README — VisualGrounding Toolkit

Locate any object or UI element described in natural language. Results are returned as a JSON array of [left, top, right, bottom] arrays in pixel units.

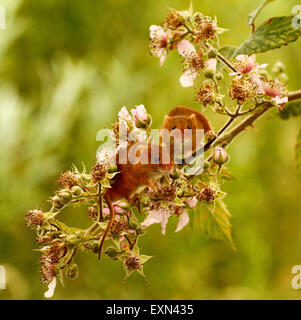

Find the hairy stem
[[213, 90, 301, 148]]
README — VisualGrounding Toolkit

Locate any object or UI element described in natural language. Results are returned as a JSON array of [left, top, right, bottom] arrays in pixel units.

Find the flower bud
[[125, 254, 141, 271], [272, 61, 285, 75], [203, 160, 210, 170], [26, 209, 44, 227], [66, 234, 81, 247], [105, 246, 119, 259], [71, 186, 83, 197], [58, 189, 72, 202], [65, 263, 79, 280], [213, 147, 228, 165], [204, 67, 215, 78], [107, 164, 118, 173], [278, 73, 288, 83], [208, 49, 217, 58], [51, 195, 65, 209], [215, 73, 223, 81]]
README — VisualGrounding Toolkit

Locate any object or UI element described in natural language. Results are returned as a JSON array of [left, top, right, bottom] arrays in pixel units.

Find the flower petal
[[44, 277, 57, 299], [186, 197, 198, 208], [141, 210, 164, 227], [272, 96, 288, 105], [176, 40, 196, 58], [179, 70, 197, 87], [159, 49, 168, 67], [175, 209, 189, 232]]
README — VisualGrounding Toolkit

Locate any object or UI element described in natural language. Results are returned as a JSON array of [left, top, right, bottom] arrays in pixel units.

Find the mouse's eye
[[187, 125, 192, 129], [171, 125, 177, 130]]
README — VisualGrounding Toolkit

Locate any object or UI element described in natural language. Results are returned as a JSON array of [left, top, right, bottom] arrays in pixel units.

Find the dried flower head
[[48, 241, 68, 263], [25, 209, 44, 227], [111, 218, 128, 236], [196, 16, 218, 41], [36, 235, 52, 244], [125, 254, 141, 271], [195, 83, 214, 106], [91, 163, 106, 183], [164, 10, 184, 29], [40, 255, 55, 284], [150, 183, 177, 202], [230, 78, 250, 104], [57, 171, 77, 189], [198, 185, 216, 203]]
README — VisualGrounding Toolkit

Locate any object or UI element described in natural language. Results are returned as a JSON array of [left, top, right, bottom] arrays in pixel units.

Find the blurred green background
[[0, 0, 301, 300]]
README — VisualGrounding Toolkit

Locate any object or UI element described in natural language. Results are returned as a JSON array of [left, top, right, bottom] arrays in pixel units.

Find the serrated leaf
[[296, 129, 301, 178], [199, 199, 236, 250], [235, 16, 301, 56], [279, 101, 301, 119]]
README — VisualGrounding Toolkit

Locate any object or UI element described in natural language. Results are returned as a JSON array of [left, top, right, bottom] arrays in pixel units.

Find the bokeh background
[[0, 0, 301, 300]]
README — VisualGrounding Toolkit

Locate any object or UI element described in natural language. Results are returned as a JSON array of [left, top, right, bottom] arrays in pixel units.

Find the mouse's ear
[[161, 115, 172, 127], [189, 113, 197, 125]]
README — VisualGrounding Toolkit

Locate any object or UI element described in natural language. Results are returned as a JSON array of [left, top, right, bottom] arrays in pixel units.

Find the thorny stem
[[184, 90, 301, 164], [212, 90, 301, 148]]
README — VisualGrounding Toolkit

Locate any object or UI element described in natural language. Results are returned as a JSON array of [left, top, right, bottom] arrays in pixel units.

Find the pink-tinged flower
[[175, 209, 189, 232], [204, 58, 217, 73], [185, 197, 198, 208], [44, 277, 57, 299], [142, 206, 191, 234], [149, 25, 168, 66], [103, 202, 127, 215], [213, 147, 228, 165], [141, 208, 171, 235], [261, 80, 288, 105], [131, 105, 147, 122], [118, 106, 132, 135], [177, 40, 203, 87], [118, 106, 132, 121], [232, 54, 268, 76]]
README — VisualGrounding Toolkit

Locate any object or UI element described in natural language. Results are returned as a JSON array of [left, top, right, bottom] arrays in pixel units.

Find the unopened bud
[[107, 164, 118, 173], [58, 189, 72, 202], [213, 147, 228, 165], [51, 195, 65, 209], [278, 73, 288, 83], [71, 186, 83, 197], [208, 49, 217, 58], [204, 67, 215, 78], [105, 246, 119, 259], [272, 61, 285, 75], [65, 263, 79, 279], [215, 73, 223, 81]]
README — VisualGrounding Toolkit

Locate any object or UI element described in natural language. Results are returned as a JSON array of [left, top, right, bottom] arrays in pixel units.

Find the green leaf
[[235, 16, 301, 56], [296, 129, 301, 178], [199, 199, 236, 250], [247, 0, 276, 28], [279, 101, 301, 119]]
